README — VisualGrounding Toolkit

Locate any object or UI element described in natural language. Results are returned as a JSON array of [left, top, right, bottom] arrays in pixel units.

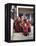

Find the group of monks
[[14, 16, 31, 36]]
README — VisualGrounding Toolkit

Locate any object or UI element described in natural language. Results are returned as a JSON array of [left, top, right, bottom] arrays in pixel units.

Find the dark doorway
[[19, 13, 23, 18]]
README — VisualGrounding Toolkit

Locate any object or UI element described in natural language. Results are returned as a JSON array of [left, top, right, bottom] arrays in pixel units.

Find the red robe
[[15, 21, 20, 32], [20, 21, 28, 33], [27, 21, 31, 32]]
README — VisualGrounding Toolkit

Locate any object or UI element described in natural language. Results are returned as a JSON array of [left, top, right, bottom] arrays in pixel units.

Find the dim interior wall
[[18, 8, 33, 14]]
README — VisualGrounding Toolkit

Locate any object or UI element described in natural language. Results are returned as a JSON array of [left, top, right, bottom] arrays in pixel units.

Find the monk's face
[[18, 17, 21, 21]]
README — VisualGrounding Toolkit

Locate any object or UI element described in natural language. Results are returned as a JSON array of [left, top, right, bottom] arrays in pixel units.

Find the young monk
[[15, 16, 21, 32], [20, 16, 29, 36], [27, 19, 31, 32]]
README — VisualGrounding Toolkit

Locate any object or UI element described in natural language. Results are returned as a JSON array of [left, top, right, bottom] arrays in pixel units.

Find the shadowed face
[[17, 16, 21, 21]]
